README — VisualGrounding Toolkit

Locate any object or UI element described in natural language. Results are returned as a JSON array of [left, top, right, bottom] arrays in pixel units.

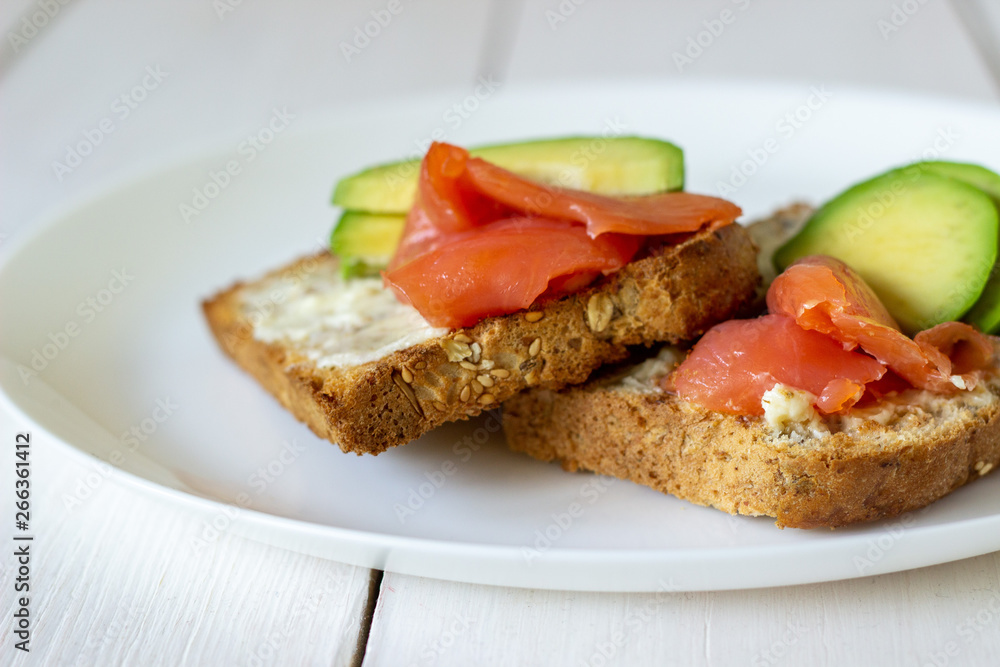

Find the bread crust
[[202, 224, 760, 455], [502, 381, 1000, 528]]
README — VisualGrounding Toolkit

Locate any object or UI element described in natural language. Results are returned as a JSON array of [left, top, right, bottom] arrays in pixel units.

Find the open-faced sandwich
[[202, 137, 759, 454], [205, 134, 1000, 528], [503, 161, 1000, 528]]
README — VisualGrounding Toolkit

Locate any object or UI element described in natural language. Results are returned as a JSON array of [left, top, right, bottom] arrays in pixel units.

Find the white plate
[[3, 81, 1000, 592]]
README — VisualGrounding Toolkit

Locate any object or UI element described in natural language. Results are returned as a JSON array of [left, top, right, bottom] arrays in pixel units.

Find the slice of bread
[[203, 223, 760, 455], [502, 353, 1000, 528], [502, 227, 1000, 531]]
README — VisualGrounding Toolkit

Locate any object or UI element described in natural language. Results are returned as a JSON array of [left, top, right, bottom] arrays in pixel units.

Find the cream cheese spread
[[610, 346, 684, 393], [761, 384, 818, 431], [242, 261, 448, 368], [761, 379, 996, 439]]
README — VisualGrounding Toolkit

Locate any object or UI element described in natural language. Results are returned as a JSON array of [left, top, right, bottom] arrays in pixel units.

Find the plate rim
[[3, 78, 1000, 591], [8, 387, 1000, 592]]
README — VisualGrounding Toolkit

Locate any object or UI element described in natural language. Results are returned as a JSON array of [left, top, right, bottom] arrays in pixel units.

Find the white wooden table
[[3, 1, 1000, 665]]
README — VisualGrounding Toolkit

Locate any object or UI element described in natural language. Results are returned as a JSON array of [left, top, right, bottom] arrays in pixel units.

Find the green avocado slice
[[331, 136, 684, 214], [918, 161, 1000, 201], [918, 161, 1000, 333], [330, 211, 405, 278], [774, 166, 999, 335]]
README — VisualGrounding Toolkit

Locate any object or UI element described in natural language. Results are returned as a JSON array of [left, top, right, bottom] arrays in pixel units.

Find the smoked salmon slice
[[669, 254, 997, 417], [464, 156, 742, 238], [416, 141, 509, 234], [666, 314, 886, 415], [385, 142, 740, 326], [385, 218, 641, 328], [387, 202, 438, 273], [768, 255, 996, 393]]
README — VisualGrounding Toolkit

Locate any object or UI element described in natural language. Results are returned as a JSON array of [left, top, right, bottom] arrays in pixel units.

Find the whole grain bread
[[502, 337, 1000, 530], [203, 223, 759, 455]]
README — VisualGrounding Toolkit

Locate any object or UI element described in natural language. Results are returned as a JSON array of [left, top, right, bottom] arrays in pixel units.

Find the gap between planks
[[351, 569, 385, 667], [475, 0, 526, 85], [352, 2, 520, 659], [951, 0, 1000, 94]]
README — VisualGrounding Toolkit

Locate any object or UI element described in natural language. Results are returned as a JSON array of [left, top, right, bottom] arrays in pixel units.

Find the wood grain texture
[[4, 0, 1000, 665], [0, 428, 374, 667], [364, 559, 1000, 666]]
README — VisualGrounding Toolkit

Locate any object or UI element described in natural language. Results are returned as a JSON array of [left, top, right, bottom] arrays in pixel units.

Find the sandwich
[[502, 162, 1000, 528], [203, 137, 760, 454]]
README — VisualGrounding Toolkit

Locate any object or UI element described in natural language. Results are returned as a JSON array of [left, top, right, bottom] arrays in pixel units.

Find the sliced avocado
[[918, 162, 1000, 333], [332, 136, 685, 213], [330, 211, 405, 278], [918, 161, 1000, 201], [774, 167, 999, 334], [964, 265, 1000, 333]]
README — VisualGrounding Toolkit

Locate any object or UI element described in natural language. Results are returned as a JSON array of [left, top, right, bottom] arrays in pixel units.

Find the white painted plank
[[0, 421, 375, 666], [0, 0, 66, 45], [365, 556, 1000, 666], [953, 0, 1000, 86], [507, 0, 998, 101], [971, 0, 1000, 36], [0, 2, 497, 664], [4, 2, 1000, 666], [0, 0, 494, 241]]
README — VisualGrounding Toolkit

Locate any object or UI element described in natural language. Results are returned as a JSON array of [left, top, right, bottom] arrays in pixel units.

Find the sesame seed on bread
[[202, 223, 760, 455]]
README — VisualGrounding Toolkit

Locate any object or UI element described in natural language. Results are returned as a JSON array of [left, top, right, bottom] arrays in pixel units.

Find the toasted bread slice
[[502, 350, 1000, 528], [203, 224, 759, 455], [504, 205, 1000, 528]]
